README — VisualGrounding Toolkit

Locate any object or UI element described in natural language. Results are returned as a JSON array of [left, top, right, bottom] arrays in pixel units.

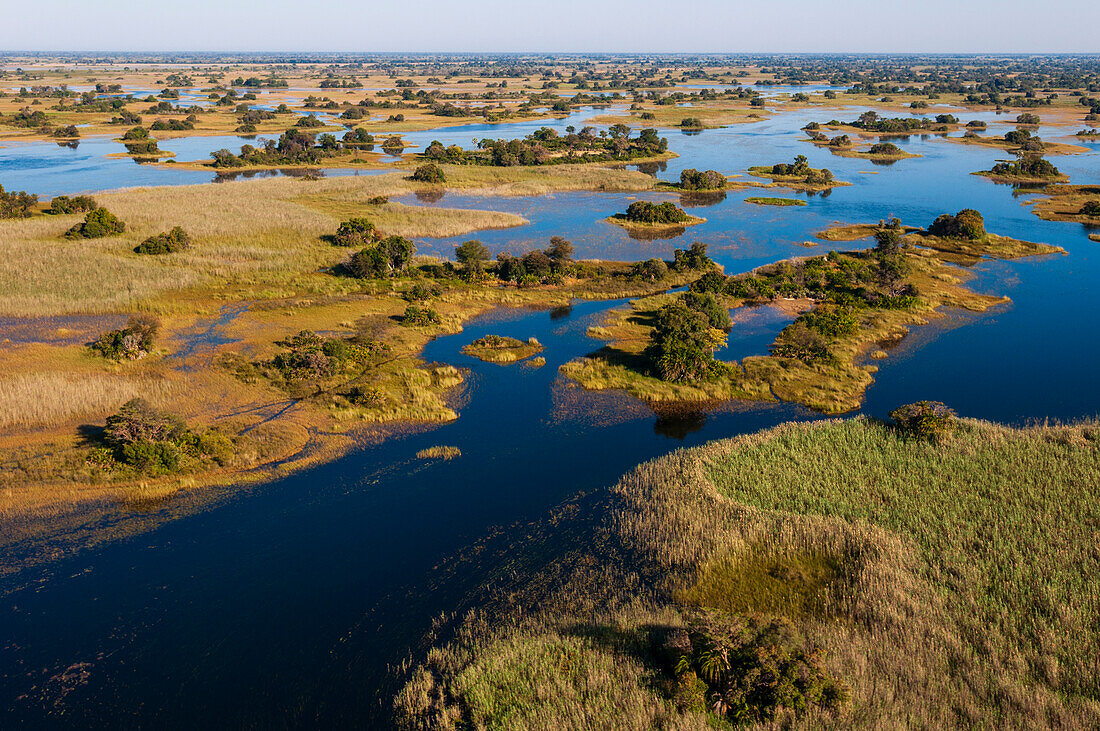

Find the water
[[2, 100, 1100, 726]]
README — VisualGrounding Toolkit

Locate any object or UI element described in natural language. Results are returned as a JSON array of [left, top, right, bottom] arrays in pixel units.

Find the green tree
[[648, 301, 727, 383]]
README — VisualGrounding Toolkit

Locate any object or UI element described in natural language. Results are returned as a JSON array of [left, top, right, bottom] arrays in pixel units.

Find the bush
[[889, 400, 956, 440], [672, 241, 713, 271], [679, 117, 704, 128], [332, 218, 377, 247], [672, 611, 848, 724], [799, 304, 860, 337], [631, 258, 668, 281], [90, 315, 159, 360], [48, 194, 96, 215], [1080, 200, 1100, 217], [869, 142, 902, 155], [0, 184, 38, 219], [347, 236, 414, 278], [771, 321, 831, 363], [621, 200, 689, 224], [455, 239, 490, 273], [411, 163, 445, 183], [679, 168, 726, 191], [648, 301, 727, 382], [367, 195, 388, 205], [134, 226, 191, 254], [403, 303, 440, 326], [928, 209, 985, 240], [64, 207, 125, 238], [104, 398, 186, 447], [683, 290, 731, 329]]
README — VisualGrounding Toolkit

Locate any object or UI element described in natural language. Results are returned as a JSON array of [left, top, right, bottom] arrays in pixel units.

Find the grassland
[[395, 416, 1100, 729], [0, 165, 685, 577]]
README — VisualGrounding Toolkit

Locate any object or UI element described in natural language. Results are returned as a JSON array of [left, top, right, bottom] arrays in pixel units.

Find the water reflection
[[415, 188, 446, 203], [679, 191, 727, 208]]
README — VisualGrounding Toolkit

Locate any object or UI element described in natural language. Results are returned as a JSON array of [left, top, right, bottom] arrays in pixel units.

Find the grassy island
[[1012, 185, 1100, 224], [748, 155, 849, 192], [396, 415, 1100, 729], [605, 200, 705, 231], [462, 335, 544, 363], [744, 196, 806, 206], [562, 215, 1060, 413]]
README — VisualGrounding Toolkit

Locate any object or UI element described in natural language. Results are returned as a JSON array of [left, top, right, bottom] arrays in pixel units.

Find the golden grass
[[415, 445, 462, 460], [0, 371, 173, 429], [397, 416, 1100, 728], [1023, 184, 1100, 224]]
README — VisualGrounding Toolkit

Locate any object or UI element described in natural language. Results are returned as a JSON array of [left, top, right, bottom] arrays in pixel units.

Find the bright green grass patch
[[678, 547, 841, 619], [703, 417, 1100, 702], [744, 196, 807, 207]]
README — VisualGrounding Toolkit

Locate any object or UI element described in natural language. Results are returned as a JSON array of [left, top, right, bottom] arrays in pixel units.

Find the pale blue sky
[[2, 0, 1097, 53]]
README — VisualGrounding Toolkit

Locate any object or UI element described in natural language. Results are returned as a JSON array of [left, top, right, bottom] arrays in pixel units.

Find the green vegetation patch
[[462, 335, 544, 363], [745, 196, 807, 206]]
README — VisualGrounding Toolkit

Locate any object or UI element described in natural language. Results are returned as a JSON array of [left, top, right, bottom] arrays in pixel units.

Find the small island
[[605, 200, 705, 231], [748, 155, 849, 192], [745, 196, 806, 206], [462, 335, 544, 363], [973, 153, 1067, 184]]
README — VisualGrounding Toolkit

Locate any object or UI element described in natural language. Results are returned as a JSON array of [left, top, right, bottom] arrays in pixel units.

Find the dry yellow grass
[[0, 371, 173, 429]]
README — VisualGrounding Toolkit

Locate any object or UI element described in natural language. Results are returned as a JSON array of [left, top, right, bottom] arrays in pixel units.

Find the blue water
[[2, 99, 1099, 726]]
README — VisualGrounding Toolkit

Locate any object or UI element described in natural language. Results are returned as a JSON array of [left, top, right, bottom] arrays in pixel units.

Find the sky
[[1, 0, 1098, 54]]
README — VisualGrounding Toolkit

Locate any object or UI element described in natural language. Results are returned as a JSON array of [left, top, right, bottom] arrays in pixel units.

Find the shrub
[[1080, 200, 1100, 217], [367, 195, 388, 205], [64, 207, 125, 238], [889, 400, 957, 440], [621, 200, 689, 224], [121, 126, 149, 140], [672, 241, 713, 271], [48, 194, 96, 215], [631, 258, 668, 281], [104, 398, 186, 447], [134, 226, 191, 254], [928, 209, 985, 240], [648, 301, 727, 382], [679, 117, 704, 128], [683, 290, 731, 329], [403, 303, 440, 326], [455, 239, 490, 273], [332, 218, 377, 247], [672, 611, 848, 724], [799, 304, 860, 337], [411, 163, 445, 183], [771, 321, 831, 363], [90, 315, 159, 360], [0, 184, 38, 219], [869, 142, 902, 155], [679, 168, 726, 191], [347, 236, 414, 278]]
